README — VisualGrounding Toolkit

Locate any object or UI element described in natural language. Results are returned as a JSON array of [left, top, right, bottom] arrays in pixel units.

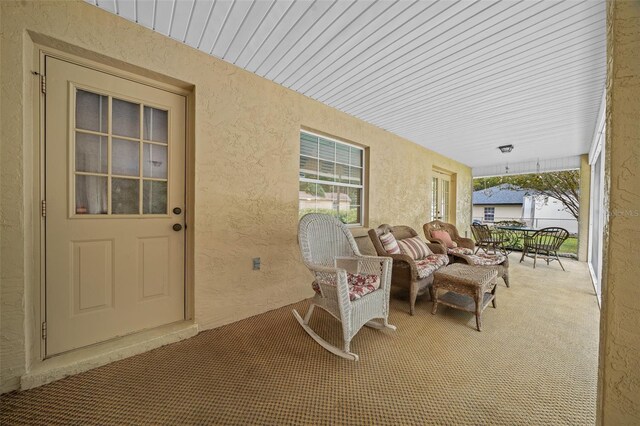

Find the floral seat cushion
[[466, 253, 506, 266], [312, 272, 381, 301], [448, 247, 474, 256], [415, 254, 449, 279]]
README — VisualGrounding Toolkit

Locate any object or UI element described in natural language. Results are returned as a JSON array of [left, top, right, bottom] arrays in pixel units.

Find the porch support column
[[577, 154, 590, 262], [598, 1, 640, 424]]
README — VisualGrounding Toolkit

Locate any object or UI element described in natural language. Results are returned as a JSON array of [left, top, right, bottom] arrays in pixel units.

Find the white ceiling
[[86, 0, 606, 169]]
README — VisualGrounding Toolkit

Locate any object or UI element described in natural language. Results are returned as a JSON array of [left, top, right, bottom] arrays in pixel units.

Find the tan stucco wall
[[578, 154, 591, 262], [598, 0, 640, 423], [0, 1, 471, 392]]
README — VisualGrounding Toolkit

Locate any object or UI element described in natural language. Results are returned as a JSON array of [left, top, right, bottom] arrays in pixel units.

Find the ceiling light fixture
[[498, 144, 514, 153]]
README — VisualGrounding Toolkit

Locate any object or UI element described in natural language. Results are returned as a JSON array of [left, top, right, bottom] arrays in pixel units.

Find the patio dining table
[[494, 225, 539, 251]]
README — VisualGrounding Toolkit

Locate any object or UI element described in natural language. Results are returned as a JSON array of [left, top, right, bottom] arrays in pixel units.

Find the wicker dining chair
[[520, 227, 569, 270], [471, 224, 509, 255], [294, 213, 396, 361]]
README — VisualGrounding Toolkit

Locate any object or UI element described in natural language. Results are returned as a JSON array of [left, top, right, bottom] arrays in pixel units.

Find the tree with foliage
[[474, 170, 580, 220], [300, 182, 324, 197]]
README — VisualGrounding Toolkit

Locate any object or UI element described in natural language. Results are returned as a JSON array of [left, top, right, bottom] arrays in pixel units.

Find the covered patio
[[1, 255, 599, 425]]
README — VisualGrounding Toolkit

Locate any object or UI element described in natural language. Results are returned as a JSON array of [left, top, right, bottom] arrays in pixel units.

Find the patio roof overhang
[[87, 0, 606, 171]]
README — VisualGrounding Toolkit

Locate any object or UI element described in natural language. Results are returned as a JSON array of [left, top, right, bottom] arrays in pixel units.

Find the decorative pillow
[[379, 232, 401, 254], [397, 236, 432, 260], [432, 230, 456, 248]]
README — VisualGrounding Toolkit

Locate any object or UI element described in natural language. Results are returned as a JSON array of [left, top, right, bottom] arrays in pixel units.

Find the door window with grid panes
[[299, 131, 364, 225], [431, 172, 451, 222], [45, 56, 186, 355], [74, 89, 169, 216]]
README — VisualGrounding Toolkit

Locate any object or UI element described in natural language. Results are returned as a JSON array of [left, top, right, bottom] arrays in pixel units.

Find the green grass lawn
[[501, 235, 578, 255], [559, 236, 578, 254]]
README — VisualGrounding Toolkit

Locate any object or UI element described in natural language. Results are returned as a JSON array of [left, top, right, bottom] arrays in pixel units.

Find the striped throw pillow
[[397, 237, 432, 260], [379, 232, 401, 254]]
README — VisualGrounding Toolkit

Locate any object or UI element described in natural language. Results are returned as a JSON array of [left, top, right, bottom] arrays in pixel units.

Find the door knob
[[172, 224, 183, 232]]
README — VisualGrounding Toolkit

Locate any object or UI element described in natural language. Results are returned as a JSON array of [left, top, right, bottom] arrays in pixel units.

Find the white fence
[[472, 216, 579, 235]]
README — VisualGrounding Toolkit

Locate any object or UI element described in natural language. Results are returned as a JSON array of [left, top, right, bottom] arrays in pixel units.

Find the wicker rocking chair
[[294, 213, 396, 361]]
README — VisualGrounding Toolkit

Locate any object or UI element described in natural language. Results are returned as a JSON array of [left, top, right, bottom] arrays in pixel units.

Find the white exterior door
[[431, 171, 452, 222], [45, 57, 186, 355]]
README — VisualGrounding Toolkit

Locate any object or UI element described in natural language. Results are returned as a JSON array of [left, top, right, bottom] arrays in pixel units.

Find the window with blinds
[[299, 131, 364, 226]]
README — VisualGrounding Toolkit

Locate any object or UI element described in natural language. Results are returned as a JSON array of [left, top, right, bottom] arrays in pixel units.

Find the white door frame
[[587, 135, 605, 306], [432, 169, 456, 224]]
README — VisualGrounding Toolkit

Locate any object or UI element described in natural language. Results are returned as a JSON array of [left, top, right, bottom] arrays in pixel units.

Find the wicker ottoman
[[432, 264, 499, 331], [449, 251, 510, 287]]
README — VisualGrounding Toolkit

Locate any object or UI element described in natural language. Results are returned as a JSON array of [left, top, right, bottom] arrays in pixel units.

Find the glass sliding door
[[588, 129, 606, 305], [432, 171, 452, 222]]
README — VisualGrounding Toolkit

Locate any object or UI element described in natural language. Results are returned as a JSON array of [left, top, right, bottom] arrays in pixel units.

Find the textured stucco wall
[[578, 154, 591, 262], [598, 0, 640, 423], [0, 1, 471, 392], [0, 0, 30, 393]]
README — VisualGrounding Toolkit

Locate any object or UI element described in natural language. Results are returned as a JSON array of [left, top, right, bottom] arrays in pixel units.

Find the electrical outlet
[[252, 257, 261, 270]]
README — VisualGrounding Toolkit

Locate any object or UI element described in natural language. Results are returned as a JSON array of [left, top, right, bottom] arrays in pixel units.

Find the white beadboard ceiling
[[86, 0, 606, 169]]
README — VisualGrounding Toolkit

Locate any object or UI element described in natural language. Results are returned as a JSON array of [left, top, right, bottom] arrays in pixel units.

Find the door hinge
[[40, 75, 46, 94], [41, 200, 46, 217], [41, 322, 47, 340]]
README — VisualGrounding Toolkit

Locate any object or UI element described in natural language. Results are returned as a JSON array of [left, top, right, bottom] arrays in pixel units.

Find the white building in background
[[472, 184, 578, 234]]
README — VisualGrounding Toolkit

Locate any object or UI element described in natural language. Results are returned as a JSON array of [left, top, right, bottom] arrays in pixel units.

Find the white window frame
[[484, 207, 495, 222], [299, 130, 366, 227]]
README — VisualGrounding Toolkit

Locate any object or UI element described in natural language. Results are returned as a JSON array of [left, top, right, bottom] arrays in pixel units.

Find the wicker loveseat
[[369, 224, 448, 315]]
